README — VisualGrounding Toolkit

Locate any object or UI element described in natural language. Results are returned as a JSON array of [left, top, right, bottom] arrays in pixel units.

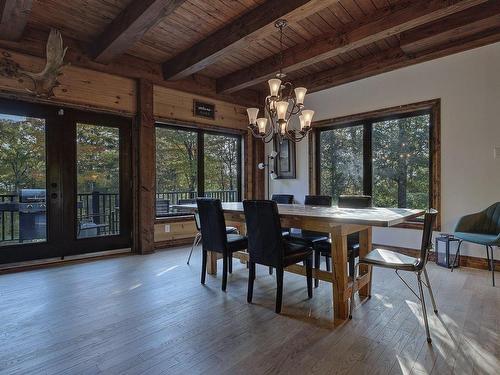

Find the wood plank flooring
[[0, 246, 498, 375]]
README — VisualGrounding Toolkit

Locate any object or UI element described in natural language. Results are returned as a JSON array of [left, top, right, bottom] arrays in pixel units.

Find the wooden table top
[[173, 202, 424, 227]]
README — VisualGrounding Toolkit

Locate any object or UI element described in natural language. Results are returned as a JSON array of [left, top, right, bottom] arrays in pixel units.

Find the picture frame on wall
[[274, 138, 296, 179]]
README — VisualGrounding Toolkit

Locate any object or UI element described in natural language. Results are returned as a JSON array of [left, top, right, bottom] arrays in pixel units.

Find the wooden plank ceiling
[[1, 0, 499, 105]]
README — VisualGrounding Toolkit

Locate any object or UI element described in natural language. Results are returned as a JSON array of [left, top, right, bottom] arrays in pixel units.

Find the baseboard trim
[[373, 243, 500, 272], [0, 248, 133, 274]]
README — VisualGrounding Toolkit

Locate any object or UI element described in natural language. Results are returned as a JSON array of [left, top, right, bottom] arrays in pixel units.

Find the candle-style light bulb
[[268, 78, 282, 97], [299, 115, 306, 130], [280, 120, 287, 135], [294, 87, 307, 106], [246, 108, 259, 125], [301, 109, 314, 128], [256, 118, 267, 134], [276, 101, 289, 120]]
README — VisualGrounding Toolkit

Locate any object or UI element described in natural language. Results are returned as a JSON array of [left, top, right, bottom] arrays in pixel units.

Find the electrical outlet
[[164, 224, 171, 233]]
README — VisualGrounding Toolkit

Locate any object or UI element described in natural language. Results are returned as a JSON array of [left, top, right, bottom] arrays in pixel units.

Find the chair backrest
[[305, 195, 332, 206], [271, 194, 294, 204], [416, 209, 438, 270], [155, 199, 170, 217], [480, 202, 500, 235], [178, 198, 196, 205], [196, 198, 227, 253], [338, 195, 372, 208], [243, 200, 285, 267]]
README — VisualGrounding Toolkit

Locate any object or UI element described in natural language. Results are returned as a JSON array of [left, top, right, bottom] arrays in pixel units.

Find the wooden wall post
[[134, 79, 155, 254]]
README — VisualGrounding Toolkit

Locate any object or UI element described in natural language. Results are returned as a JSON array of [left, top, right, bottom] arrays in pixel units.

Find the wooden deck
[[0, 246, 498, 374]]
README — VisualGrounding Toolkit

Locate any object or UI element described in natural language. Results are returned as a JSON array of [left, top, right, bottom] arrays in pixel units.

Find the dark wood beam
[[0, 0, 33, 41], [91, 0, 185, 64], [162, 0, 336, 80], [0, 27, 259, 107], [295, 28, 500, 94], [216, 0, 487, 94], [400, 0, 500, 54], [134, 79, 156, 254]]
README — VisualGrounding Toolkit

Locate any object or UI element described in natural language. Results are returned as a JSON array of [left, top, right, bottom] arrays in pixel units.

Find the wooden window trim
[[309, 99, 441, 231]]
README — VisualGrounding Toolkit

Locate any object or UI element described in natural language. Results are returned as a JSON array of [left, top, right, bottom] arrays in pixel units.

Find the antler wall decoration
[[18, 29, 67, 98]]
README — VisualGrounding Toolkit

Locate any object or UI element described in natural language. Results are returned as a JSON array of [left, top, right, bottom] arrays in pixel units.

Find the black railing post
[[92, 191, 101, 235]]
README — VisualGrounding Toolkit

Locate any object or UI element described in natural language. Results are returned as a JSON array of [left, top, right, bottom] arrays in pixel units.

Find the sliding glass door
[[0, 98, 132, 264]]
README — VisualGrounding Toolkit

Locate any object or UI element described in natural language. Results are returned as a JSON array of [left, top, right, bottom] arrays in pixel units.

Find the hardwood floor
[[0, 246, 498, 375]]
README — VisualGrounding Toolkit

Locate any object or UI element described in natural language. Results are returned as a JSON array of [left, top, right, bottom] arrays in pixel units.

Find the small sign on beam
[[193, 100, 215, 120]]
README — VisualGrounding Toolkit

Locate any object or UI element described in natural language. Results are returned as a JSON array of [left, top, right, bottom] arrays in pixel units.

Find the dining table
[[175, 202, 425, 324]]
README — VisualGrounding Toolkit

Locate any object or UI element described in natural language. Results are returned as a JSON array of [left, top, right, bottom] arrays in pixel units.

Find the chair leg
[[349, 262, 361, 319], [247, 262, 255, 303], [222, 252, 228, 292], [325, 255, 331, 272], [348, 255, 355, 278], [485, 245, 492, 271], [488, 246, 495, 287], [275, 267, 284, 314], [423, 267, 438, 314], [201, 249, 207, 285], [306, 256, 313, 298], [269, 266, 273, 275], [314, 250, 320, 288], [228, 251, 233, 274], [417, 272, 432, 343], [187, 232, 201, 265]]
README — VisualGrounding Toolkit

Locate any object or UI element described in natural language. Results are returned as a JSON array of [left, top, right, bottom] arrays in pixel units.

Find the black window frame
[[155, 122, 243, 218], [312, 99, 440, 229]]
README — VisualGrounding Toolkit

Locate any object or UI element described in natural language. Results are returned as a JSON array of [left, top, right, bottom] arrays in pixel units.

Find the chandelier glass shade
[[246, 19, 314, 144]]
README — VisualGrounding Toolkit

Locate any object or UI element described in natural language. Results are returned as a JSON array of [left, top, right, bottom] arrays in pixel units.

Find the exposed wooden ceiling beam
[[91, 0, 186, 64], [216, 0, 487, 94], [0, 0, 33, 41], [400, 0, 500, 54], [296, 28, 500, 95], [161, 0, 337, 81]]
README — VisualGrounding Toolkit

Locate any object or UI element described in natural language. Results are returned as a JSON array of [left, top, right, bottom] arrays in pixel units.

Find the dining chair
[[453, 202, 499, 286], [286, 195, 332, 287], [244, 200, 313, 313], [349, 209, 438, 343], [184, 198, 238, 265], [197, 198, 247, 291], [271, 194, 294, 204], [313, 195, 372, 285]]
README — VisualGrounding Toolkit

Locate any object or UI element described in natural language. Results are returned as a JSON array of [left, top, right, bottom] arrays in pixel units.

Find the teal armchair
[[454, 202, 500, 286]]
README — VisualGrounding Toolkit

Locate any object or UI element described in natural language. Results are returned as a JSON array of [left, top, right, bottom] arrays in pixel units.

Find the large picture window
[[155, 124, 242, 217], [313, 100, 440, 228]]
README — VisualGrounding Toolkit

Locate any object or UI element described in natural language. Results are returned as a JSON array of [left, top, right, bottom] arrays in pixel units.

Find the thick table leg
[[358, 227, 372, 298], [331, 226, 349, 321], [207, 251, 218, 275]]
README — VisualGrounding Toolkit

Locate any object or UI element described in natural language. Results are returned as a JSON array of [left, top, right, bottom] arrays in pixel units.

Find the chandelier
[[246, 19, 314, 144]]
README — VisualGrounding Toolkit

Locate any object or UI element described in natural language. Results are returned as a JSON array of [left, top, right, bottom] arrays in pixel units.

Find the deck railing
[[0, 190, 237, 242]]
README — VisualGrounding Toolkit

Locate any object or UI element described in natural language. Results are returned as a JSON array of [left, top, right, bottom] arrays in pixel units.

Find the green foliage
[[155, 128, 239, 197], [76, 123, 119, 194], [319, 114, 430, 209], [0, 116, 46, 194]]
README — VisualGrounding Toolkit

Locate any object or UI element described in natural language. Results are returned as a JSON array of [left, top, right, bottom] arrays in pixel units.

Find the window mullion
[[363, 122, 373, 197], [197, 130, 204, 197]]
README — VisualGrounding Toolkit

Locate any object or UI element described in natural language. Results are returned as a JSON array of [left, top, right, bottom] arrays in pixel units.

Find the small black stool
[[435, 234, 461, 269]]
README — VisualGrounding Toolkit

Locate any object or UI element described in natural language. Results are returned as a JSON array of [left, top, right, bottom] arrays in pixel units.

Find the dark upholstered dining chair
[[244, 200, 313, 313], [454, 202, 500, 286], [313, 195, 372, 284], [197, 198, 247, 291], [287, 195, 332, 287], [350, 210, 438, 343], [271, 194, 294, 204], [183, 198, 238, 265]]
